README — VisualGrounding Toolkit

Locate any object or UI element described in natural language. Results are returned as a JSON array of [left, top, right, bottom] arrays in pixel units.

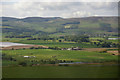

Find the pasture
[[2, 49, 118, 66]]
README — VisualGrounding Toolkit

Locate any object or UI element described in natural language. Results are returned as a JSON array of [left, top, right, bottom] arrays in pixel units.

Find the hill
[[1, 16, 118, 37]]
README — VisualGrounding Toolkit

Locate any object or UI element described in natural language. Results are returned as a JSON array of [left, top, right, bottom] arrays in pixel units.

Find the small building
[[24, 56, 30, 58]]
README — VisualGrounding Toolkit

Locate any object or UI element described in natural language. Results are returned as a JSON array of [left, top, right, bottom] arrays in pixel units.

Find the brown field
[[1, 45, 49, 50], [82, 48, 119, 55]]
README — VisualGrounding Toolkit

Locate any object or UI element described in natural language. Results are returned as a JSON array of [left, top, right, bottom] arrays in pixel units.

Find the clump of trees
[[5, 35, 32, 38], [48, 46, 61, 50], [17, 59, 73, 66], [101, 42, 112, 48], [29, 47, 47, 49], [39, 59, 72, 64], [18, 61, 27, 66], [64, 35, 90, 43]]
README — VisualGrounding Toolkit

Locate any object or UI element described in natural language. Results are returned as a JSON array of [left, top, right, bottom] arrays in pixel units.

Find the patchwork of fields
[[2, 37, 119, 78], [1, 14, 119, 79]]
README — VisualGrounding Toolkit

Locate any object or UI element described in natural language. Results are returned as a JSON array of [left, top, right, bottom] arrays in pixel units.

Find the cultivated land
[[1, 16, 120, 78]]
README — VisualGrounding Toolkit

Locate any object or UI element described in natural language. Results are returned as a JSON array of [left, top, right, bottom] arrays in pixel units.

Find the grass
[[2, 65, 119, 78]]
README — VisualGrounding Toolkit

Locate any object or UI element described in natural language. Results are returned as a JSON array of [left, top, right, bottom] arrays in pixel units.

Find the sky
[[0, 0, 119, 18]]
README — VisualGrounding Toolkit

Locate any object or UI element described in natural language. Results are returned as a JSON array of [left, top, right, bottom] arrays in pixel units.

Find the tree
[[59, 40, 62, 42], [101, 42, 112, 48]]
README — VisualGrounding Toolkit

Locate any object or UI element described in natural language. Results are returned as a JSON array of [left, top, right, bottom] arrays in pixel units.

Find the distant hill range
[[0, 16, 118, 36]]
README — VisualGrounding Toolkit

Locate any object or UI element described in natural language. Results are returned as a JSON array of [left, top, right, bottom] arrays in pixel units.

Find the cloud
[[73, 11, 91, 17], [1, 0, 119, 2], [1, 2, 118, 18]]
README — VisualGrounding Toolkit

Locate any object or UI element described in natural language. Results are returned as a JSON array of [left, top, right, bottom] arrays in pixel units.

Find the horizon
[[1, 15, 118, 19]]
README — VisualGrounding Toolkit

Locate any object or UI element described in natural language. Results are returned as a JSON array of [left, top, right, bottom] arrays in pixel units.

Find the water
[[0, 42, 29, 47], [59, 62, 89, 64]]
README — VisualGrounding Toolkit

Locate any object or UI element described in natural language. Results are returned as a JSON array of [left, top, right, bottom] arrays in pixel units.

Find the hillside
[[1, 16, 118, 37]]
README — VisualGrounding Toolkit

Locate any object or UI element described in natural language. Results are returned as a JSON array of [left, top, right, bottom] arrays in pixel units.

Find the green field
[[2, 49, 118, 66], [2, 65, 119, 78]]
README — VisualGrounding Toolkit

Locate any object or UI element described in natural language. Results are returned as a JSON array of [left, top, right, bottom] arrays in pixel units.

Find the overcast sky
[[0, 0, 118, 18]]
